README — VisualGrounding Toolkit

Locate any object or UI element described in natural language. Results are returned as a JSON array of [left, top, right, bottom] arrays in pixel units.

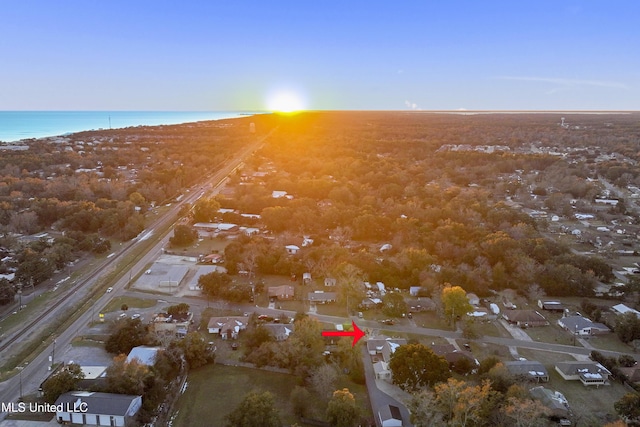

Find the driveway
[[361, 345, 413, 427]]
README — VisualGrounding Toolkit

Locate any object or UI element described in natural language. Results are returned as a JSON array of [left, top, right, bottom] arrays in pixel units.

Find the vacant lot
[[173, 365, 302, 427], [173, 364, 370, 427]]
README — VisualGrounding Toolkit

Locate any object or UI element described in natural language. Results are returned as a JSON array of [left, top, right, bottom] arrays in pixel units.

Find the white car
[[106, 287, 113, 293], [131, 314, 141, 319]]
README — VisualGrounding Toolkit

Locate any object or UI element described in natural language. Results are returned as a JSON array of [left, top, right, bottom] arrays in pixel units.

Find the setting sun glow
[[266, 90, 306, 113]]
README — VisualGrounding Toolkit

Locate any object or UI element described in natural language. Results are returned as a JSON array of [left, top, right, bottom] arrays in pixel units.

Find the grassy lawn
[[470, 342, 512, 361], [173, 364, 371, 427], [517, 348, 578, 366], [525, 325, 575, 346], [471, 319, 504, 338], [586, 333, 634, 353], [545, 368, 627, 426], [174, 365, 301, 427], [411, 311, 453, 331], [101, 296, 158, 313]]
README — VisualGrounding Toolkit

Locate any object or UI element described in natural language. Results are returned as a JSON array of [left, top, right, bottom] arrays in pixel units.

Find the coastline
[[0, 111, 263, 143]]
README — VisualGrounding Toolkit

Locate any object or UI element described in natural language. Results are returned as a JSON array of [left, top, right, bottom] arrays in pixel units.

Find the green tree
[[483, 362, 516, 393], [277, 316, 324, 377], [615, 393, 640, 424], [243, 324, 275, 357], [290, 386, 312, 418], [105, 318, 151, 355], [441, 284, 473, 326], [382, 292, 407, 318], [224, 390, 281, 427], [179, 331, 213, 369], [616, 312, 640, 343], [388, 343, 450, 392], [198, 271, 232, 298], [192, 197, 221, 223], [0, 278, 15, 305], [42, 363, 84, 403], [170, 224, 198, 246], [167, 303, 190, 316], [261, 206, 293, 233], [326, 388, 360, 427], [128, 191, 146, 208], [105, 354, 150, 395]]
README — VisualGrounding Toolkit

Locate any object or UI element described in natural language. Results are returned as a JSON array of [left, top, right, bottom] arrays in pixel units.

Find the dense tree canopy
[[389, 343, 450, 391], [326, 388, 360, 427], [42, 363, 84, 403], [224, 390, 281, 427]]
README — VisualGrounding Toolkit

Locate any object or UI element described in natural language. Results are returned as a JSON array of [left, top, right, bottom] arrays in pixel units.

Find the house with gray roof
[[557, 315, 610, 335], [54, 391, 142, 426], [504, 360, 549, 382], [378, 404, 403, 427], [529, 386, 569, 419], [308, 291, 337, 304], [367, 337, 407, 363], [555, 361, 611, 386], [207, 316, 249, 339]]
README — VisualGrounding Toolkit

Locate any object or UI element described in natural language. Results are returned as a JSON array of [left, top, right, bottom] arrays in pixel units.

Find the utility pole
[[51, 337, 56, 369]]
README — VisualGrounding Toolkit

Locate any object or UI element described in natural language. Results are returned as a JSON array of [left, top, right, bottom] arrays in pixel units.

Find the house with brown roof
[[502, 310, 548, 328], [268, 285, 295, 301], [430, 344, 476, 368]]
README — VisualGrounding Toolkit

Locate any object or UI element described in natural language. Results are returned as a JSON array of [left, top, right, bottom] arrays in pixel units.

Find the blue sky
[[1, 1, 638, 110]]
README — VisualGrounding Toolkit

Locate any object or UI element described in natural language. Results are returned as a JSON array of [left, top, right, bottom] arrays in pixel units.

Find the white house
[[54, 391, 142, 426]]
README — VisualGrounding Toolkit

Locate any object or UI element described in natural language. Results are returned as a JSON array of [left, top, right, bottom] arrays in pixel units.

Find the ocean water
[[0, 111, 257, 142]]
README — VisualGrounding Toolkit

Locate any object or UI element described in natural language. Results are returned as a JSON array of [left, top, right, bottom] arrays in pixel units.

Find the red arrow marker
[[321, 321, 366, 347]]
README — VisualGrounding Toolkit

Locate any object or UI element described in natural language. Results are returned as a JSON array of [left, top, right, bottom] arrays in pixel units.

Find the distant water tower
[[249, 122, 255, 134]]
